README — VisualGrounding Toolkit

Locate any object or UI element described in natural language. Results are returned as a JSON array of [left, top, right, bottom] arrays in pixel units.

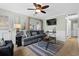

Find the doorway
[[71, 20, 78, 37], [66, 15, 79, 39]]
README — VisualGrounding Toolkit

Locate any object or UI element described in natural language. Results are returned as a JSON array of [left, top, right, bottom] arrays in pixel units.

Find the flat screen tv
[[46, 18, 56, 25]]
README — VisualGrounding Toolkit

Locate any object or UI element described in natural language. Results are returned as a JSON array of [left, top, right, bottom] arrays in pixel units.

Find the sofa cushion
[[31, 31, 38, 36], [26, 31, 31, 37]]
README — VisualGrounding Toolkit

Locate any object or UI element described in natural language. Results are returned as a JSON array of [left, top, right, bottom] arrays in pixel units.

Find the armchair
[[0, 40, 14, 56]]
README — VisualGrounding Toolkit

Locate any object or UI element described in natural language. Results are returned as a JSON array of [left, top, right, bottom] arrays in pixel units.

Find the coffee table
[[43, 36, 56, 50]]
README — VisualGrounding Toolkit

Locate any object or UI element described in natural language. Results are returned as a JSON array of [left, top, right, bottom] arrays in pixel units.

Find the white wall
[[43, 15, 66, 42], [77, 20, 79, 43], [0, 8, 28, 44], [56, 15, 66, 42], [66, 19, 71, 38]]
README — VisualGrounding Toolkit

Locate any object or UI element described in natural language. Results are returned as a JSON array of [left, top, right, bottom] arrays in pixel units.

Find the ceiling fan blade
[[33, 3, 37, 7], [27, 8, 35, 10], [37, 4, 41, 7], [33, 3, 41, 8], [41, 11, 46, 14], [42, 5, 49, 9]]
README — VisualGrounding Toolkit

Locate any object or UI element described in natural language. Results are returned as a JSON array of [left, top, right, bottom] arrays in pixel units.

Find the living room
[[0, 3, 79, 56]]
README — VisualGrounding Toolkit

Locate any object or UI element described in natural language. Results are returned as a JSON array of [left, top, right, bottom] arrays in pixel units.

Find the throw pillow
[[0, 38, 5, 46]]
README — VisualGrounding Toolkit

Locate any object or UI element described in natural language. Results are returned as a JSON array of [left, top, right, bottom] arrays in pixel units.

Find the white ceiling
[[0, 3, 79, 19]]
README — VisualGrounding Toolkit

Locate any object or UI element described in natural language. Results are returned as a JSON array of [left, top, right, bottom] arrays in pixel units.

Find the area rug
[[34, 40, 64, 54]]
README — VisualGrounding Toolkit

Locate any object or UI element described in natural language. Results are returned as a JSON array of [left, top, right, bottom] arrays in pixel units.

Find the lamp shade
[[14, 24, 21, 28]]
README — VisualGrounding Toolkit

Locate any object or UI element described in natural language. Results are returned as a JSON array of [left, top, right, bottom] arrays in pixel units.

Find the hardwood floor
[[14, 46, 37, 56], [14, 37, 79, 56], [56, 37, 79, 56]]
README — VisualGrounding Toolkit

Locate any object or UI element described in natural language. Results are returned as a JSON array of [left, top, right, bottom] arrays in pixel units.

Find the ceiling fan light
[[35, 9, 41, 13]]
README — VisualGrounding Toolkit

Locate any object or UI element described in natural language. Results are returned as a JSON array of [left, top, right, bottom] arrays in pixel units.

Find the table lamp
[[14, 24, 21, 32]]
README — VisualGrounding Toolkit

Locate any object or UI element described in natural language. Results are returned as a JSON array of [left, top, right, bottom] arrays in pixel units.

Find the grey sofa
[[16, 30, 46, 46], [23, 30, 46, 46]]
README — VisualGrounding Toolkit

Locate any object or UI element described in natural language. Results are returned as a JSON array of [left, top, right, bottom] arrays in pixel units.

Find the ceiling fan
[[27, 3, 49, 14]]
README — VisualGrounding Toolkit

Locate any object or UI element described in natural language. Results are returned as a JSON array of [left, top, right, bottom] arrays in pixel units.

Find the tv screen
[[47, 18, 56, 25]]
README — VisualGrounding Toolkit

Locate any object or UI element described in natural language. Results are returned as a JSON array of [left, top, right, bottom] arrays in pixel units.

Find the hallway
[[56, 37, 79, 56]]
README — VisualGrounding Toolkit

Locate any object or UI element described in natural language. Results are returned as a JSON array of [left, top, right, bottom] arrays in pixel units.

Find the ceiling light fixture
[[27, 3, 49, 14], [35, 9, 41, 13]]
